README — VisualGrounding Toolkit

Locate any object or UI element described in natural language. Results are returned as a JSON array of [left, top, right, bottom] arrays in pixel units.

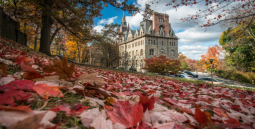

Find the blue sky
[[93, 0, 233, 60]]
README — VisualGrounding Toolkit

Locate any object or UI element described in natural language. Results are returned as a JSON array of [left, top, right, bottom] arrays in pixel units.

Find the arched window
[[136, 50, 138, 56], [161, 49, 164, 54], [174, 42, 176, 46], [171, 50, 175, 56], [149, 49, 154, 55], [140, 49, 143, 56], [129, 52, 131, 57]]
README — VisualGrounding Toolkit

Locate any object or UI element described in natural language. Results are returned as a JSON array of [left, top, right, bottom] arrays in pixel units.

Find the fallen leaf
[[106, 100, 143, 128], [0, 63, 7, 77], [0, 76, 15, 85], [0, 90, 31, 105], [80, 107, 100, 128], [194, 106, 211, 127], [33, 84, 64, 99], [23, 71, 44, 80], [0, 106, 32, 112], [0, 80, 35, 92], [43, 56, 74, 80], [139, 95, 158, 112], [90, 113, 113, 129], [77, 73, 106, 88], [20, 61, 36, 72]]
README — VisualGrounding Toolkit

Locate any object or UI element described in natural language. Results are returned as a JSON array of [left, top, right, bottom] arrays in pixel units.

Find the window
[[140, 49, 143, 56], [140, 60, 143, 67], [161, 49, 164, 54], [132, 43, 134, 48], [120, 61, 122, 66], [138, 41, 140, 46], [149, 49, 154, 55], [154, 40, 156, 45], [129, 52, 131, 57], [171, 50, 175, 56], [136, 50, 138, 56], [132, 51, 134, 57], [162, 41, 163, 46], [135, 42, 137, 47], [136, 60, 138, 66]]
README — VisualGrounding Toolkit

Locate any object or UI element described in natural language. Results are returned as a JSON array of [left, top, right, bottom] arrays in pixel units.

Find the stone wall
[[0, 8, 27, 45]]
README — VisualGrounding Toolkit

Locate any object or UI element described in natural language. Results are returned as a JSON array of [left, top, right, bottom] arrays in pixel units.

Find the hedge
[[208, 69, 255, 84]]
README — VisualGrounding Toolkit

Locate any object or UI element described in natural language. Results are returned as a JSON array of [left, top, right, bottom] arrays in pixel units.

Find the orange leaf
[[33, 84, 64, 99]]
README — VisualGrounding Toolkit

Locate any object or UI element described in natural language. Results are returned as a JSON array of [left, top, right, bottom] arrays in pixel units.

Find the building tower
[[119, 13, 128, 33]]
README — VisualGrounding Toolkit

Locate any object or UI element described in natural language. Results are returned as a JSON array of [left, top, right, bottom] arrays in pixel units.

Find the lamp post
[[209, 58, 214, 86]]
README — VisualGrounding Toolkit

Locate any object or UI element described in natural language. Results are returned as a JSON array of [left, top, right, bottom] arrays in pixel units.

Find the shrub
[[129, 68, 137, 71], [210, 69, 255, 84], [118, 67, 124, 70]]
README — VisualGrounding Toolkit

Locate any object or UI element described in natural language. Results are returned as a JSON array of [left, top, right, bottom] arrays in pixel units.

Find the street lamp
[[209, 58, 214, 86]]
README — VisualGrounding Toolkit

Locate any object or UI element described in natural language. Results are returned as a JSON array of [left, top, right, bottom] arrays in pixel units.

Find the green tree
[[180, 61, 189, 71], [219, 26, 255, 71]]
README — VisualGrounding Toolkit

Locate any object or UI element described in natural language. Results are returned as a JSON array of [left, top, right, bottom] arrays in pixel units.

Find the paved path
[[195, 72, 255, 88]]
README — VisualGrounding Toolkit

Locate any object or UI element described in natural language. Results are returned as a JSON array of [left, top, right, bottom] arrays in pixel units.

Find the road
[[195, 72, 255, 88]]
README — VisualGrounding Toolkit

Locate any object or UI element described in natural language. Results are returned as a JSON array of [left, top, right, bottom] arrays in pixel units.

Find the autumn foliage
[[143, 55, 182, 75], [201, 45, 223, 69]]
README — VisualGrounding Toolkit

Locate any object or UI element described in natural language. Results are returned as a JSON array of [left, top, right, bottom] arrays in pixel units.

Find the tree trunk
[[39, 0, 53, 55], [50, 27, 61, 45], [34, 26, 39, 50]]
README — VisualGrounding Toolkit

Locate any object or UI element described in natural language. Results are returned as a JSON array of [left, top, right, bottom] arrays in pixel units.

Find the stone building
[[118, 12, 179, 72]]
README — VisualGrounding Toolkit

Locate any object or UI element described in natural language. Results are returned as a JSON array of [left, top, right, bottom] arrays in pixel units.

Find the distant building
[[117, 12, 179, 72]]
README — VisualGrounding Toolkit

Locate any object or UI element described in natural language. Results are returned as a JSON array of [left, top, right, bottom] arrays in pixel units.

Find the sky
[[92, 0, 240, 60]]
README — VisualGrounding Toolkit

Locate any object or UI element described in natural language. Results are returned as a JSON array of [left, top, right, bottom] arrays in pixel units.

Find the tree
[[186, 59, 197, 71], [2, 0, 139, 55], [88, 23, 123, 67], [219, 26, 255, 71], [201, 45, 223, 70], [178, 52, 188, 62], [180, 61, 189, 71], [150, 0, 255, 28], [143, 55, 181, 75]]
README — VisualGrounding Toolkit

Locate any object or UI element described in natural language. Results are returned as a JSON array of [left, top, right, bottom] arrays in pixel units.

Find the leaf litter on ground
[[0, 37, 255, 129]]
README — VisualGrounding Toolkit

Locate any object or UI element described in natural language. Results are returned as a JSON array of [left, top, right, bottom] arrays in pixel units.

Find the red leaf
[[194, 106, 211, 127], [33, 84, 64, 99], [224, 117, 240, 128], [0, 80, 35, 92], [139, 95, 158, 112], [163, 97, 178, 105], [0, 90, 31, 105], [21, 62, 36, 72], [50, 105, 89, 115], [106, 100, 143, 128], [15, 56, 29, 66]]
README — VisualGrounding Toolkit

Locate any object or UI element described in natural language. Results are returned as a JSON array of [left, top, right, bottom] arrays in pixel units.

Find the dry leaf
[[43, 56, 74, 80], [0, 63, 7, 77], [77, 73, 106, 88]]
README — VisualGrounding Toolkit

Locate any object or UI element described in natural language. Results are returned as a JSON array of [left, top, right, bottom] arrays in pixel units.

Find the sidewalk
[[197, 72, 255, 88]]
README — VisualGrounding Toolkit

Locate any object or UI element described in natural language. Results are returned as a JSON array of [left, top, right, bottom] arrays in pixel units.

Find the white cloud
[[126, 13, 144, 29], [93, 16, 118, 33], [99, 16, 118, 24], [179, 45, 208, 60], [93, 25, 104, 33]]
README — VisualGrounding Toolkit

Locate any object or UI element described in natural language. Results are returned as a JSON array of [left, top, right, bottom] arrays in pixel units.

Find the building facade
[[118, 12, 179, 72]]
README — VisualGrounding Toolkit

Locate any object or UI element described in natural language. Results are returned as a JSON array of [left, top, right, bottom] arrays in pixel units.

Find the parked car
[[180, 74, 193, 79], [184, 71, 198, 78], [198, 78, 224, 85]]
